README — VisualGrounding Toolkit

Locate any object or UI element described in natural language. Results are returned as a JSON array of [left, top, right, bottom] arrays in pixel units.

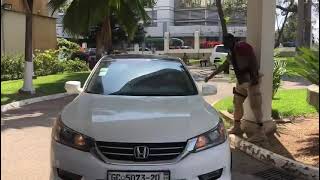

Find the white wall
[[169, 25, 221, 37], [145, 26, 163, 37], [2, 10, 26, 55], [146, 25, 247, 38]]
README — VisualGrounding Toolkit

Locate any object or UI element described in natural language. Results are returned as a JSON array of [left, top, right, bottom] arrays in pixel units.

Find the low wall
[[307, 84, 319, 110], [127, 48, 212, 59]]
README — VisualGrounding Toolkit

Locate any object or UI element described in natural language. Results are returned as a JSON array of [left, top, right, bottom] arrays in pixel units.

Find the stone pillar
[[164, 31, 170, 53], [241, 0, 277, 137], [194, 31, 200, 51]]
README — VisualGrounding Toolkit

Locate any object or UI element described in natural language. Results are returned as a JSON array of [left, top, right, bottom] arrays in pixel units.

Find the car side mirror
[[65, 81, 83, 94], [201, 84, 217, 96]]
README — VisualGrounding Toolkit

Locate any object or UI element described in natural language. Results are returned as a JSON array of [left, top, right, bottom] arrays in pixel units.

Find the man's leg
[[247, 83, 268, 144], [229, 84, 247, 135]]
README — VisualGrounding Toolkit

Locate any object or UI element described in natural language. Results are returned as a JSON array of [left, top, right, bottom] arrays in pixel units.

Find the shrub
[[1, 54, 24, 81], [294, 48, 319, 85], [34, 49, 64, 76], [274, 48, 281, 57], [61, 59, 89, 72], [273, 58, 286, 98], [57, 38, 81, 59], [1, 50, 89, 81]]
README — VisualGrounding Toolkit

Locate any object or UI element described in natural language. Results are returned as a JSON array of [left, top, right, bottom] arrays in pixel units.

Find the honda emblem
[[134, 146, 149, 159]]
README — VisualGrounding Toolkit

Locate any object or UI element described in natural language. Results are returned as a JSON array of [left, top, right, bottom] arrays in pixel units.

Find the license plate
[[107, 171, 170, 180]]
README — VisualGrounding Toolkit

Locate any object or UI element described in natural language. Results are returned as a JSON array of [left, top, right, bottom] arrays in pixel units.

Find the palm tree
[[19, 0, 35, 94], [215, 0, 227, 37], [48, 0, 155, 58], [215, 0, 229, 74]]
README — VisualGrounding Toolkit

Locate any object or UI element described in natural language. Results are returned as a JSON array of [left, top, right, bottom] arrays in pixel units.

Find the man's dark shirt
[[216, 41, 259, 85]]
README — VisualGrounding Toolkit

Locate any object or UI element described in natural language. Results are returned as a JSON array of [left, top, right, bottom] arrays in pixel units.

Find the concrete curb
[[1, 93, 70, 113], [220, 111, 319, 180], [229, 135, 319, 180]]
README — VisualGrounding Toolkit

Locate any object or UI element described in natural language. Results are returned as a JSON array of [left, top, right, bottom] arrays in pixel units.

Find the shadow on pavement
[[1, 95, 76, 131], [265, 134, 295, 160], [1, 113, 53, 131]]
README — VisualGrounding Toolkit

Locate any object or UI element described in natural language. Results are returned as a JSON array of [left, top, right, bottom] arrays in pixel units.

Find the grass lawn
[[1, 72, 90, 105], [189, 59, 201, 65], [214, 89, 318, 119]]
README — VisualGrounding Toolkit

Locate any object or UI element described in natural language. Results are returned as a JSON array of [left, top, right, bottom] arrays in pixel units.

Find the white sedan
[[50, 54, 231, 180], [210, 45, 229, 67]]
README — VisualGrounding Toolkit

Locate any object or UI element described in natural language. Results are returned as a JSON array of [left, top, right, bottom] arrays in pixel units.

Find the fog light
[[57, 168, 82, 180], [198, 168, 223, 180]]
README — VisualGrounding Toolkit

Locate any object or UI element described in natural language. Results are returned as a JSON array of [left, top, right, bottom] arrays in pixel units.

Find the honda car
[[50, 54, 231, 180]]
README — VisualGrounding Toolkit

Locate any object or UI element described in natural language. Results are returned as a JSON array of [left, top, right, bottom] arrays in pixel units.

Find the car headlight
[[52, 116, 95, 152], [189, 119, 227, 152]]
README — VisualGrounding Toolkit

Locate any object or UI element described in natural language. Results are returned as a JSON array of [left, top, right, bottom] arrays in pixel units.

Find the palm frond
[[62, 0, 108, 36], [48, 0, 69, 15], [294, 48, 319, 85]]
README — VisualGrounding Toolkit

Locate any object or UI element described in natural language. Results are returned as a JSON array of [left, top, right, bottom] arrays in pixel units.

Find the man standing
[[182, 53, 189, 65], [205, 33, 266, 143]]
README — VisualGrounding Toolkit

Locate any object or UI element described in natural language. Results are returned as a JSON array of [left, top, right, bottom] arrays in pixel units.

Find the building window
[[175, 0, 215, 9], [145, 9, 157, 27]]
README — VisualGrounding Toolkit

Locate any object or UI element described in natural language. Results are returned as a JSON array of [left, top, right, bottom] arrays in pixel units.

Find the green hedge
[[34, 49, 64, 76], [61, 58, 90, 72], [1, 54, 24, 80], [1, 50, 89, 81]]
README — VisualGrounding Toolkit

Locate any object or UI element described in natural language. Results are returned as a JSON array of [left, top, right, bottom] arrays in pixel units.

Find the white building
[[144, 0, 247, 42]]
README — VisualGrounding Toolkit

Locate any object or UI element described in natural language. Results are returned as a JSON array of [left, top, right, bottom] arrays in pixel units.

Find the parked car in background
[[51, 54, 231, 180], [210, 44, 229, 66], [180, 45, 192, 49], [282, 41, 296, 47]]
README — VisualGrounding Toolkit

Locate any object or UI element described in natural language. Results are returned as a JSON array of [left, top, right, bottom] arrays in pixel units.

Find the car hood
[[61, 93, 220, 142]]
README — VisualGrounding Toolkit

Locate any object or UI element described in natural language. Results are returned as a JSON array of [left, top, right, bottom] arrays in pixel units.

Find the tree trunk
[[216, 0, 229, 74], [96, 17, 112, 60], [275, 10, 290, 48], [297, 0, 305, 49], [216, 0, 228, 36], [20, 0, 34, 94], [304, 0, 312, 47]]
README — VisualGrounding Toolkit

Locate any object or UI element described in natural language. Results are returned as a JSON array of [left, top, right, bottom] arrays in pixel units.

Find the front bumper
[[50, 140, 231, 180]]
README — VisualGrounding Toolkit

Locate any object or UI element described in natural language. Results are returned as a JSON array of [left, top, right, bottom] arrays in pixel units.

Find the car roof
[[101, 54, 181, 62]]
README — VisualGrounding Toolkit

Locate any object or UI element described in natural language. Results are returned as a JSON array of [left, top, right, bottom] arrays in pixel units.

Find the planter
[[307, 84, 319, 110]]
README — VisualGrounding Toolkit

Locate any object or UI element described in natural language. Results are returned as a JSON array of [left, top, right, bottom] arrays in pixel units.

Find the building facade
[[144, 0, 247, 49], [54, 0, 248, 50], [1, 0, 57, 55]]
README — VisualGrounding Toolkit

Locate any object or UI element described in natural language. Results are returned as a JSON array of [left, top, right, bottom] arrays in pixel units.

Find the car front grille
[[95, 141, 187, 162]]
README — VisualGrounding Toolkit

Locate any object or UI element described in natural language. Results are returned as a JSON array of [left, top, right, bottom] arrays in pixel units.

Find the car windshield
[[216, 46, 229, 53], [85, 59, 198, 96]]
